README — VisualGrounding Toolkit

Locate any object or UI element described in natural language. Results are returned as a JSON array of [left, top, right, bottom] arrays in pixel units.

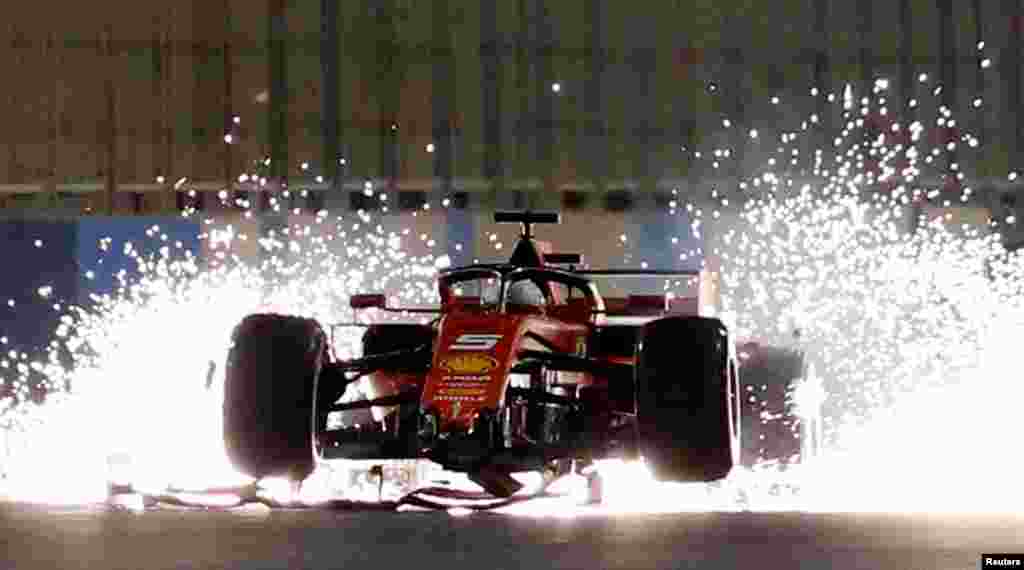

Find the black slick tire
[[636, 316, 740, 482], [223, 313, 326, 482]]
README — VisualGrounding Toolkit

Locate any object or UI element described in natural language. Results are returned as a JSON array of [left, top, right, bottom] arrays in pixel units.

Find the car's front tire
[[635, 316, 741, 482], [223, 313, 326, 482]]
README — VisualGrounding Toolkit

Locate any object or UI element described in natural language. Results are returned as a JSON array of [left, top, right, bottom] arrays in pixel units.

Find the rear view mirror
[[350, 294, 387, 310]]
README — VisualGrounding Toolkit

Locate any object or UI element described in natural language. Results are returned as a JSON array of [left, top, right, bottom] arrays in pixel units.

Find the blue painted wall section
[[631, 208, 703, 272], [0, 221, 79, 354], [75, 217, 202, 306], [0, 217, 197, 398], [446, 207, 474, 267]]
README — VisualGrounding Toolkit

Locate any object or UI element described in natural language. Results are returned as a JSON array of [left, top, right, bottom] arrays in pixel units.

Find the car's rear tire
[[223, 313, 326, 482], [636, 316, 740, 482]]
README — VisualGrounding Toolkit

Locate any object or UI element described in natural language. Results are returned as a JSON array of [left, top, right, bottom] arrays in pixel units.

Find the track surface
[[1, 503, 1020, 570]]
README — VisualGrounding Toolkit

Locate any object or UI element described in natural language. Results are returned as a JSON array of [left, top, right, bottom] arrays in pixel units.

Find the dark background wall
[[0, 0, 1019, 249], [0, 1, 1018, 200]]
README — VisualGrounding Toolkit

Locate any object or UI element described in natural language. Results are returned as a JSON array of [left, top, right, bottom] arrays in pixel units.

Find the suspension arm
[[332, 345, 431, 375], [517, 349, 633, 378], [325, 390, 421, 412]]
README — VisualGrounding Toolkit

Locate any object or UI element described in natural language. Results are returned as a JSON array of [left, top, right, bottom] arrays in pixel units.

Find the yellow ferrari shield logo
[[439, 353, 498, 374]]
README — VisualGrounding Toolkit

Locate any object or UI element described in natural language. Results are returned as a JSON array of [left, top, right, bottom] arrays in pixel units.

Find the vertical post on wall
[[899, 0, 915, 119], [222, 0, 232, 202], [972, 0, 985, 152], [937, 0, 958, 197], [432, 0, 454, 199], [900, 0, 920, 232], [223, 0, 234, 205], [1012, 0, 1023, 170], [320, 0, 340, 193], [46, 30, 61, 211], [582, 0, 606, 194], [158, 10, 175, 213], [512, 0, 533, 207], [7, 25, 20, 195], [190, 0, 207, 213], [970, 0, 992, 216], [535, 0, 554, 197], [721, 30, 744, 202], [1011, 0, 1019, 170], [1009, 0, 1024, 245], [937, 0, 957, 110], [152, 20, 164, 213], [377, 0, 400, 193], [480, 0, 503, 191], [813, 0, 830, 152], [103, 25, 118, 216], [269, 0, 288, 197], [858, 0, 873, 86]]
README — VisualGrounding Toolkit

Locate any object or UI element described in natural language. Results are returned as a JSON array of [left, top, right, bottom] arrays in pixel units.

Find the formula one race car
[[223, 211, 742, 498]]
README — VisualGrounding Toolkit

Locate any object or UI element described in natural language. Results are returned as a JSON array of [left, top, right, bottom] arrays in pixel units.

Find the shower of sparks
[[0, 212, 442, 504], [1, 70, 1023, 514], [696, 74, 1024, 512]]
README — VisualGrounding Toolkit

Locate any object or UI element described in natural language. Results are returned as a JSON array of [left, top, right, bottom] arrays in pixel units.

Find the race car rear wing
[[573, 269, 700, 277], [494, 210, 559, 239], [544, 253, 582, 265]]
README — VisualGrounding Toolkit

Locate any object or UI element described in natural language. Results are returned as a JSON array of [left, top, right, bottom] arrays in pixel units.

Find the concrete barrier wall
[[0, 0, 1021, 210]]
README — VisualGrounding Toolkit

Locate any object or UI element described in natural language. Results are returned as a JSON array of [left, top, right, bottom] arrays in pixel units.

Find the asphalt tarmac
[[1, 502, 1020, 570]]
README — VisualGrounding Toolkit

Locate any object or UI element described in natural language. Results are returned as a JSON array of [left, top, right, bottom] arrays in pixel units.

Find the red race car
[[223, 211, 742, 498]]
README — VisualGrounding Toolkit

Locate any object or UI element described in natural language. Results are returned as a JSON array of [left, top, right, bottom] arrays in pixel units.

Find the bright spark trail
[[1, 70, 1022, 514]]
